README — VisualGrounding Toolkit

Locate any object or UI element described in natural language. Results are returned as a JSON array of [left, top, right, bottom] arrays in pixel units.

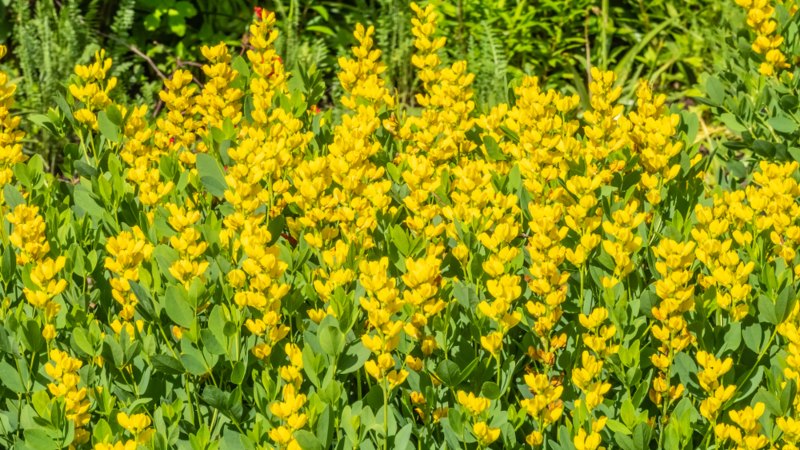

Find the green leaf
[[231, 56, 251, 79], [435, 360, 461, 387], [167, 14, 187, 36], [0, 360, 24, 393], [153, 245, 179, 281], [1, 248, 15, 284], [143, 13, 160, 30], [757, 295, 778, 325], [201, 329, 226, 356], [306, 25, 336, 36], [734, 366, 764, 403], [453, 281, 477, 308], [742, 323, 764, 353], [480, 381, 501, 399], [391, 225, 411, 256], [318, 325, 345, 356], [92, 419, 112, 445], [706, 76, 724, 106], [720, 113, 747, 133], [231, 361, 246, 384], [221, 430, 254, 450], [294, 430, 323, 450], [768, 115, 798, 134], [181, 351, 208, 376], [606, 419, 631, 435], [129, 280, 156, 319], [3, 184, 24, 209], [151, 354, 184, 375], [338, 342, 370, 374], [97, 111, 120, 142], [201, 385, 230, 411], [73, 185, 106, 219], [781, 95, 799, 110], [72, 327, 96, 357], [483, 135, 506, 161], [106, 104, 124, 125], [196, 153, 228, 197], [632, 423, 653, 449], [24, 429, 57, 450], [165, 285, 194, 328], [394, 423, 413, 449]]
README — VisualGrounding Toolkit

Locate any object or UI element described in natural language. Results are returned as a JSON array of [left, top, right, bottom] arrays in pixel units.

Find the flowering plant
[[0, 3, 799, 450]]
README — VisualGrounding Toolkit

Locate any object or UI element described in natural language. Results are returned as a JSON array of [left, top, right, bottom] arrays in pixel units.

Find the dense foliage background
[[0, 0, 727, 156]]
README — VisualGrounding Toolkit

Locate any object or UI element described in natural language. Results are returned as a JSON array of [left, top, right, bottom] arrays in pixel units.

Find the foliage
[[701, 1, 800, 184], [0, 2, 798, 450]]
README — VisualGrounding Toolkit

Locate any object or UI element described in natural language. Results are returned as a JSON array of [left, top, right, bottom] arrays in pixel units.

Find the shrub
[[0, 2, 798, 450]]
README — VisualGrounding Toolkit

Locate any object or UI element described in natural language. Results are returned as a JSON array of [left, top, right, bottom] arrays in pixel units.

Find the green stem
[[495, 353, 502, 385], [579, 265, 586, 313], [600, 0, 609, 70], [185, 376, 197, 427], [383, 380, 389, 450]]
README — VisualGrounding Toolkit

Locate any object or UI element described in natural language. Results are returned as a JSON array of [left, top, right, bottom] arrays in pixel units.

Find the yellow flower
[[729, 402, 765, 434], [70, 50, 118, 130], [574, 428, 603, 450], [117, 412, 151, 435], [480, 331, 504, 355], [93, 441, 138, 450], [457, 391, 491, 416], [699, 385, 735, 421], [471, 421, 500, 446], [7, 204, 50, 264], [42, 324, 56, 341], [696, 351, 733, 391], [778, 416, 800, 443]]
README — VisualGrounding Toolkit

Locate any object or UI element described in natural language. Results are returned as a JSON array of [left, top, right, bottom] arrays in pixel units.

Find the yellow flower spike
[[7, 204, 51, 264], [45, 350, 90, 444], [69, 50, 118, 130], [737, 0, 791, 75], [270, 385, 307, 420]]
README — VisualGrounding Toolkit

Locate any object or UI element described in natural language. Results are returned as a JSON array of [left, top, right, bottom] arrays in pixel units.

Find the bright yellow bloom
[[457, 391, 491, 416], [472, 421, 501, 446]]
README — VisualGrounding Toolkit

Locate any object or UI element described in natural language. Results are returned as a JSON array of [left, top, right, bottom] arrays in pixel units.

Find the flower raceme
[[1, 3, 799, 450]]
